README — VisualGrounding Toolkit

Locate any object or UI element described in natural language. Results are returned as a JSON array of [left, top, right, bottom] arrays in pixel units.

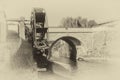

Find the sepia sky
[[0, 0, 120, 26]]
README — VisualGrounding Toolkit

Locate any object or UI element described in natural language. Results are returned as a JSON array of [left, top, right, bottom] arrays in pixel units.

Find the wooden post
[[19, 17, 25, 40], [0, 11, 7, 43]]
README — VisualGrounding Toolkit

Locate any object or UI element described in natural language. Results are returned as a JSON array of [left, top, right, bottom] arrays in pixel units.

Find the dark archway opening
[[48, 36, 81, 62]]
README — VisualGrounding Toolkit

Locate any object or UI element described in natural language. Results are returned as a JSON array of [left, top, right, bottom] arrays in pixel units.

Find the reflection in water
[[49, 39, 78, 75]]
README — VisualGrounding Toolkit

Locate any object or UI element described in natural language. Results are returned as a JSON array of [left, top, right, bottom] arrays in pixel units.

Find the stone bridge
[[46, 27, 111, 60]]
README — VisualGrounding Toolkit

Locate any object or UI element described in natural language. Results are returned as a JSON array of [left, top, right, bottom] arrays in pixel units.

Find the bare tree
[[88, 20, 97, 27], [81, 18, 88, 28], [60, 17, 97, 28]]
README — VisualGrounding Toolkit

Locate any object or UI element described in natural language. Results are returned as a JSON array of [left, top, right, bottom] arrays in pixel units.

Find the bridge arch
[[48, 36, 81, 62]]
